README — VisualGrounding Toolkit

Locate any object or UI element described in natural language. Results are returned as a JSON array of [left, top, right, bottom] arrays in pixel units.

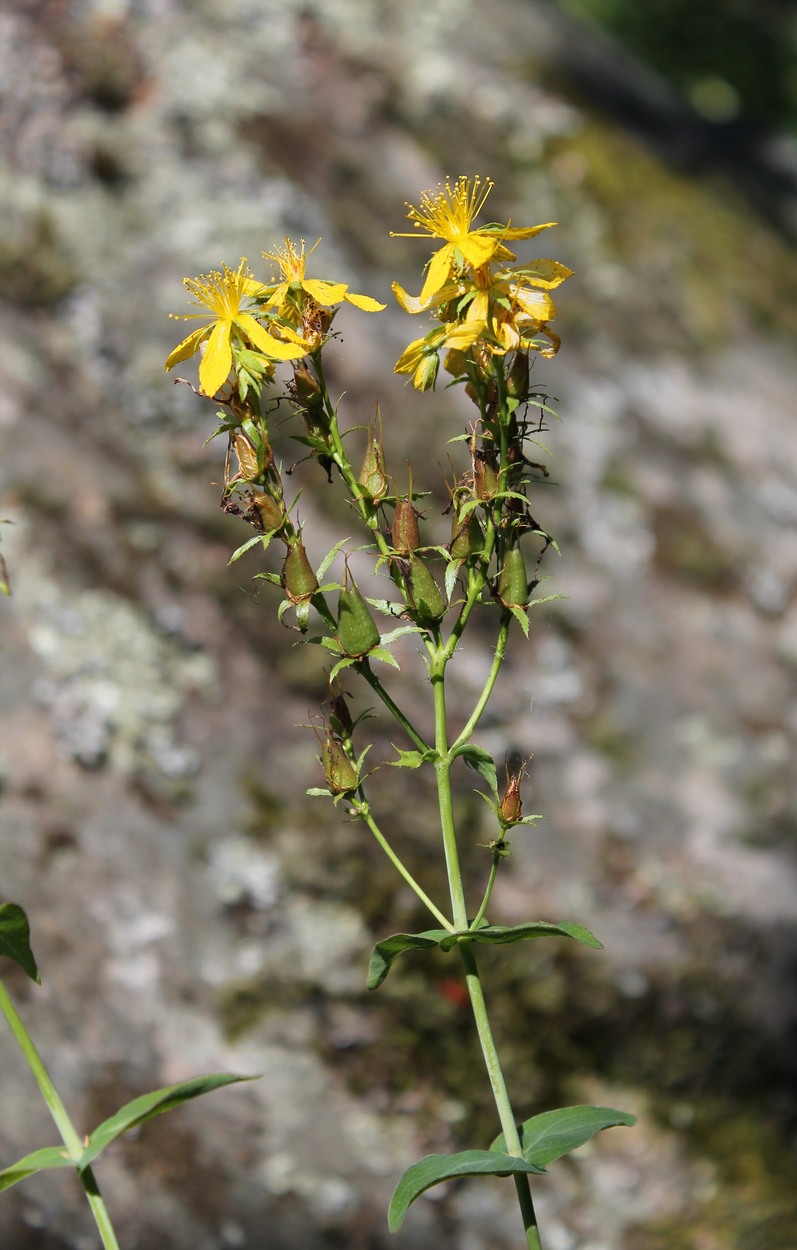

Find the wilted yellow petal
[[500, 222, 556, 240], [512, 288, 555, 320], [515, 259, 573, 290], [394, 337, 427, 375]]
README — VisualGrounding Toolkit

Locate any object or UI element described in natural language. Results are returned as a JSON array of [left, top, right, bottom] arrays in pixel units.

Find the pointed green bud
[[408, 554, 446, 624], [337, 579, 380, 658], [497, 544, 529, 610]]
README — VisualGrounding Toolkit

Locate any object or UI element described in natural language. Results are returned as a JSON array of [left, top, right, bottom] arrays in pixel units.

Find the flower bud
[[473, 450, 499, 501], [498, 758, 530, 827]]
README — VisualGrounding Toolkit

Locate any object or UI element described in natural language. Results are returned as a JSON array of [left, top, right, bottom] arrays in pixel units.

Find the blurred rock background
[[1, 1, 797, 1247]]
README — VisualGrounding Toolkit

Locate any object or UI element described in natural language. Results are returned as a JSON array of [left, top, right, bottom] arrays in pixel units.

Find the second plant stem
[[0, 980, 122, 1250]]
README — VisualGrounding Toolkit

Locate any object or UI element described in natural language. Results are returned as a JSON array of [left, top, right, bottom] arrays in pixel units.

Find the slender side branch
[[353, 800, 453, 931], [0, 981, 122, 1250], [451, 612, 511, 751]]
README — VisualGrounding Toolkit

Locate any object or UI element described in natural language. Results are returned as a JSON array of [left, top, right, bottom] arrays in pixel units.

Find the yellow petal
[[444, 319, 486, 350], [198, 320, 233, 396], [344, 292, 387, 312], [394, 337, 427, 375], [458, 232, 498, 268], [164, 326, 208, 371], [302, 278, 348, 305], [237, 313, 306, 360], [418, 245, 456, 306]]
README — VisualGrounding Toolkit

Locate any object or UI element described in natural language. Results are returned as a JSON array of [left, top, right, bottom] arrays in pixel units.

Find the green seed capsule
[[358, 426, 388, 501], [321, 732, 358, 795], [497, 545, 529, 610], [251, 493, 285, 534], [282, 540, 318, 604], [450, 503, 484, 560], [474, 451, 499, 500], [392, 497, 421, 554], [408, 554, 446, 624], [337, 580, 380, 657]]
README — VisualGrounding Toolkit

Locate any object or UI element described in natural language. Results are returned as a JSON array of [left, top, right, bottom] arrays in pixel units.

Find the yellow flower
[[392, 176, 556, 307], [260, 238, 386, 322], [165, 259, 308, 397]]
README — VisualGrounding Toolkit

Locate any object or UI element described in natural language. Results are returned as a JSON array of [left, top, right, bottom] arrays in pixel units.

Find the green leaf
[[453, 744, 497, 794], [509, 604, 530, 637], [228, 534, 267, 564], [368, 646, 400, 670], [389, 747, 437, 769], [388, 1150, 545, 1231], [0, 1146, 73, 1193], [78, 1074, 258, 1171], [438, 921, 602, 953], [368, 921, 601, 989], [367, 930, 449, 990], [316, 538, 351, 582], [0, 903, 40, 983], [490, 1105, 636, 1167]]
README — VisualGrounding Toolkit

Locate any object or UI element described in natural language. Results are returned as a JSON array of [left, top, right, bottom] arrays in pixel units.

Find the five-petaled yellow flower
[[392, 176, 555, 308], [261, 238, 386, 321], [165, 259, 307, 398]]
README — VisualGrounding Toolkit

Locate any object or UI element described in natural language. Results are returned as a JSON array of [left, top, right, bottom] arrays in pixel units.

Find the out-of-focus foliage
[[565, 0, 797, 130]]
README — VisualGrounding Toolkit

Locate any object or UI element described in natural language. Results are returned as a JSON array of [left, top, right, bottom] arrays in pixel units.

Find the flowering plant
[[162, 175, 635, 1248]]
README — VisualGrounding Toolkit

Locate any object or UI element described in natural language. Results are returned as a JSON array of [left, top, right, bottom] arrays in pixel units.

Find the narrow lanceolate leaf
[[437, 920, 602, 953], [78, 1074, 258, 1171], [0, 903, 40, 983], [490, 1105, 636, 1168], [367, 931, 449, 990], [388, 1150, 545, 1231], [0, 1146, 73, 1193]]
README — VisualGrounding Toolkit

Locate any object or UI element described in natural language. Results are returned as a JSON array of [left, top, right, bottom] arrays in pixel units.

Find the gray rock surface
[[1, 1, 797, 1247]]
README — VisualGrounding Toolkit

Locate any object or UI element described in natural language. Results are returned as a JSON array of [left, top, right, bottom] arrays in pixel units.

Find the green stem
[[432, 657, 469, 932], [451, 613, 511, 751], [457, 946, 542, 1250], [355, 801, 453, 931], [0, 980, 122, 1250]]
